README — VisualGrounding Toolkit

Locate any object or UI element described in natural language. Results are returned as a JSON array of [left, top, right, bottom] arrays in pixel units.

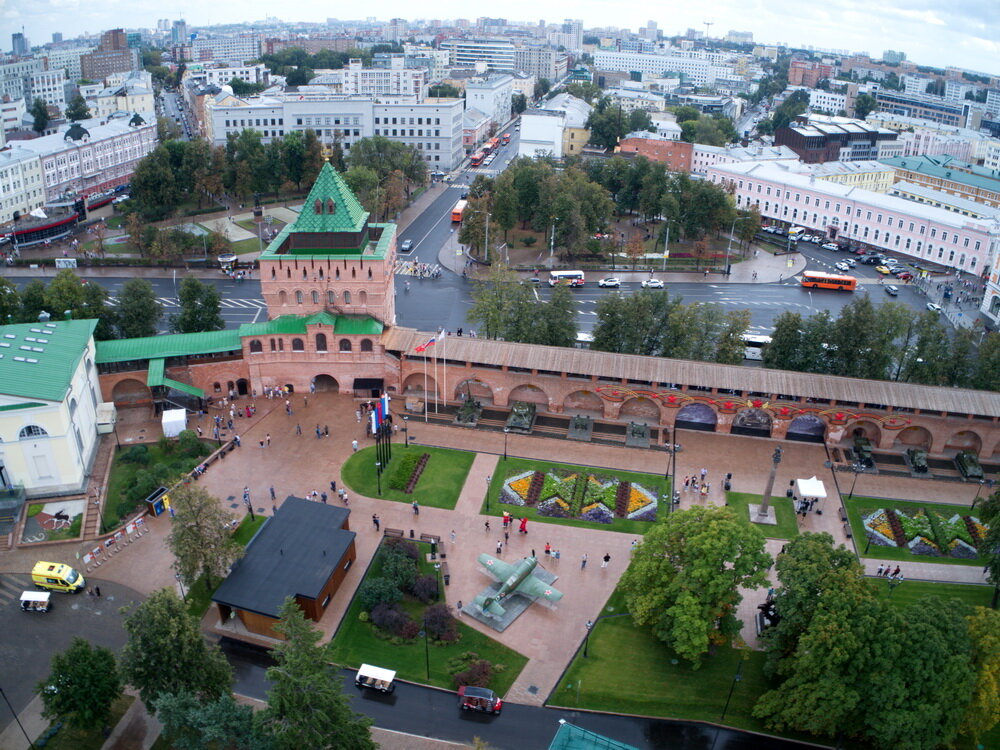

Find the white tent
[[161, 408, 187, 438], [795, 476, 827, 499]]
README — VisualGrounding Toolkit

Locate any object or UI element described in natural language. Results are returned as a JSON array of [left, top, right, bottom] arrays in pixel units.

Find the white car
[[844, 258, 856, 268], [641, 278, 664, 289], [810, 236, 823, 243], [598, 277, 621, 288], [821, 242, 839, 251], [800, 234, 813, 242], [926, 302, 943, 313], [835, 262, 850, 272]]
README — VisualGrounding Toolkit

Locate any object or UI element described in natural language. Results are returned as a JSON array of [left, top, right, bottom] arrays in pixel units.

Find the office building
[[0, 145, 45, 224], [343, 58, 427, 100], [465, 75, 513, 128], [775, 115, 900, 163], [874, 90, 981, 129], [80, 29, 139, 80], [42, 47, 95, 82], [517, 93, 591, 159], [514, 45, 569, 82], [11, 33, 30, 57], [880, 154, 1000, 209], [439, 38, 516, 72]]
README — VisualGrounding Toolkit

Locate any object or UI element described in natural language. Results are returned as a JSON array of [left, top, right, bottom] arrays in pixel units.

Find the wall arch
[[619, 396, 660, 423], [312, 375, 339, 393], [360, 338, 373, 352], [732, 408, 772, 437], [315, 333, 328, 352], [111, 378, 150, 405], [675, 403, 717, 432], [339, 339, 353, 352], [403, 373, 438, 397], [786, 414, 826, 443], [893, 425, 932, 451], [454, 378, 494, 404], [563, 390, 605, 416], [278, 290, 288, 305], [849, 420, 882, 448], [249, 339, 263, 353], [943, 430, 982, 455], [291, 338, 305, 352], [508, 384, 549, 410]]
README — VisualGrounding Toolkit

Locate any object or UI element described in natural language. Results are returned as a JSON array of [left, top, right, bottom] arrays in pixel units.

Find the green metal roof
[[0, 319, 97, 402], [163, 378, 205, 398], [95, 330, 243, 364], [880, 155, 1000, 193], [238, 313, 383, 338], [146, 358, 165, 387], [291, 163, 370, 233], [0, 401, 46, 412]]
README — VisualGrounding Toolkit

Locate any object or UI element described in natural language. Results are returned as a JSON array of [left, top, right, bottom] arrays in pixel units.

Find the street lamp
[[754, 446, 783, 523], [971, 479, 994, 510], [725, 216, 751, 277], [0, 685, 36, 749], [418, 629, 430, 679], [503, 427, 509, 461], [485, 474, 492, 513], [175, 571, 187, 601], [375, 461, 382, 496], [583, 619, 594, 658], [664, 426, 681, 513], [848, 463, 865, 500], [402, 416, 409, 447]]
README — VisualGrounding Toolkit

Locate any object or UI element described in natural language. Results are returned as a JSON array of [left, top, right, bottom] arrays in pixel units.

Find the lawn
[[184, 514, 267, 619], [864, 578, 993, 609], [327, 541, 528, 695], [40, 694, 135, 750], [846, 496, 986, 566], [549, 590, 782, 736], [230, 237, 262, 255], [104, 441, 214, 531], [482, 457, 669, 534], [341, 445, 474, 510], [725, 492, 800, 540]]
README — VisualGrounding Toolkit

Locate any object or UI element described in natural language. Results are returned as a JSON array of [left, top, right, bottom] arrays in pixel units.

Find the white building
[[439, 38, 516, 72], [0, 145, 45, 224], [0, 319, 104, 497], [184, 35, 262, 64], [865, 112, 998, 164], [182, 62, 269, 88], [29, 69, 67, 114], [343, 58, 427, 100], [41, 47, 94, 82], [1, 98, 27, 133], [593, 46, 748, 88], [465, 75, 513, 128], [890, 181, 1000, 220], [0, 59, 45, 102], [690, 143, 798, 175], [91, 72, 155, 119], [604, 87, 666, 113], [15, 116, 157, 202], [517, 92, 592, 159], [808, 89, 847, 114], [650, 113, 682, 140]]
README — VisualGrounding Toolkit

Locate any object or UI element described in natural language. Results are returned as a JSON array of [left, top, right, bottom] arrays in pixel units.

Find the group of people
[[875, 564, 904, 581], [681, 468, 712, 497]]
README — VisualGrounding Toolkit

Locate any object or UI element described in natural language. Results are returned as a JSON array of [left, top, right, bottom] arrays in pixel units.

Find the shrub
[[370, 602, 411, 636], [399, 620, 421, 640], [157, 434, 175, 454], [382, 537, 420, 562], [423, 603, 458, 642], [358, 611, 370, 623], [412, 574, 439, 603], [522, 236, 538, 247], [387, 452, 420, 491], [120, 445, 150, 464], [126, 469, 161, 504], [453, 659, 493, 688], [381, 550, 417, 592], [177, 430, 207, 458], [358, 577, 403, 612]]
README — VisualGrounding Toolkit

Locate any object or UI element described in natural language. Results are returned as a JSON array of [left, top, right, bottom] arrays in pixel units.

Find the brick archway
[[618, 396, 661, 424], [563, 390, 605, 417], [454, 378, 493, 404], [111, 378, 150, 406], [848, 420, 882, 448], [786, 414, 827, 443], [312, 374, 339, 393], [893, 425, 932, 451], [402, 373, 437, 398], [675, 402, 718, 432], [943, 429, 982, 455], [508, 384, 549, 411]]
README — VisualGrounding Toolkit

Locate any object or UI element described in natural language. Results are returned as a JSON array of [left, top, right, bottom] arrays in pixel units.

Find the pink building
[[707, 160, 1000, 276]]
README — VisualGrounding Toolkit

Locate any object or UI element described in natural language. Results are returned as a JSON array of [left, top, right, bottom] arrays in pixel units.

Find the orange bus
[[451, 199, 468, 223], [800, 271, 857, 291], [470, 150, 485, 167], [501, 133, 511, 145], [487, 137, 501, 152]]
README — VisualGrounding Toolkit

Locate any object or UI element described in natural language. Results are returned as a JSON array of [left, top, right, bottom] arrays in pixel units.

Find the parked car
[[926, 302, 943, 313], [459, 686, 503, 714], [843, 258, 856, 267], [810, 235, 823, 243], [835, 262, 850, 272], [861, 256, 881, 265], [875, 266, 892, 275], [895, 272, 914, 281], [400, 239, 413, 253], [885, 285, 899, 296], [800, 234, 813, 243], [355, 664, 396, 693], [598, 277, 620, 288], [820, 242, 838, 251], [641, 278, 664, 289]]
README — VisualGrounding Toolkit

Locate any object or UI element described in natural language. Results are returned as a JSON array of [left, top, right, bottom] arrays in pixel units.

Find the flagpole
[[441, 330, 447, 415], [423, 346, 428, 423], [433, 339, 439, 414]]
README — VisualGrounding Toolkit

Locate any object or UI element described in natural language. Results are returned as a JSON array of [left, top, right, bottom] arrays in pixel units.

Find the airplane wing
[[515, 576, 563, 605], [477, 553, 516, 582]]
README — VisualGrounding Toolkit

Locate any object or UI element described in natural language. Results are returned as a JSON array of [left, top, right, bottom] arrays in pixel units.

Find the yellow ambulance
[[31, 561, 86, 593]]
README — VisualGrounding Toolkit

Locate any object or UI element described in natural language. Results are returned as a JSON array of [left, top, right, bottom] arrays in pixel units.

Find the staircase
[[82, 435, 116, 539]]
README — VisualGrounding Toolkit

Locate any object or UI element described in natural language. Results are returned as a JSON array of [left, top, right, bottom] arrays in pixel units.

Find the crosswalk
[[0, 573, 33, 608], [153, 297, 267, 309]]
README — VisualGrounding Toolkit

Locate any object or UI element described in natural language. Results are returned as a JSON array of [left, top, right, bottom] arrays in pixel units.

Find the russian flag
[[414, 334, 437, 353]]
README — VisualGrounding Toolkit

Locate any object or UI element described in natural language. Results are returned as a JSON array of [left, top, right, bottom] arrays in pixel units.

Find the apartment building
[[617, 133, 693, 171], [890, 182, 1000, 220], [42, 47, 94, 82], [80, 29, 139, 80], [707, 160, 999, 275], [775, 116, 900, 163], [176, 35, 262, 64], [182, 63, 269, 89], [0, 145, 45, 224], [343, 58, 427, 100], [517, 92, 591, 159], [439, 38, 516, 72], [593, 47, 744, 88], [874, 90, 981, 129], [690, 143, 798, 175], [865, 112, 997, 164], [880, 154, 1000, 209], [465, 75, 513, 127], [513, 45, 569, 82], [787, 59, 834, 87]]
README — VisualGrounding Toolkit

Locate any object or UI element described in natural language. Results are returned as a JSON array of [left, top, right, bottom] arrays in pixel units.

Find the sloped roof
[[0, 319, 97, 402], [237, 313, 383, 338], [290, 162, 369, 234], [95, 329, 243, 363]]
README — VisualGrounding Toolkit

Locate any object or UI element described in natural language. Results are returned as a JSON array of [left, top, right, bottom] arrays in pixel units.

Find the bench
[[440, 561, 450, 586], [384, 528, 404, 538], [839, 507, 848, 523], [419, 533, 441, 544], [842, 522, 853, 539]]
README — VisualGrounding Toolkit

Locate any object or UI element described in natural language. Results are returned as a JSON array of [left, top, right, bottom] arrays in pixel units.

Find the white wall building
[[518, 109, 566, 158], [690, 143, 798, 176], [593, 46, 749, 88], [41, 47, 94, 82], [343, 58, 427, 100], [182, 63, 269, 88], [0, 320, 104, 497], [465, 75, 513, 128], [184, 35, 262, 64], [439, 38, 516, 72], [0, 146, 45, 224], [808, 89, 847, 114], [1, 98, 27, 133]]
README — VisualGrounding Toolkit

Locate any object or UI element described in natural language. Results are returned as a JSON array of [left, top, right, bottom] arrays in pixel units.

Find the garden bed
[[341, 445, 474, 509], [484, 457, 668, 533]]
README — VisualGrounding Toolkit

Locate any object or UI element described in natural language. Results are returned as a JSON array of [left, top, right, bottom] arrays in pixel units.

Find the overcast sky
[[6, 0, 999, 73]]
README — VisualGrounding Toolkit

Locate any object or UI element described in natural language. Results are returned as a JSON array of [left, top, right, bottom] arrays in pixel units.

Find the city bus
[[800, 271, 857, 291], [470, 151, 485, 167], [548, 270, 585, 287], [741, 334, 773, 361], [451, 199, 468, 223], [487, 137, 501, 153], [501, 132, 511, 145], [787, 226, 806, 241]]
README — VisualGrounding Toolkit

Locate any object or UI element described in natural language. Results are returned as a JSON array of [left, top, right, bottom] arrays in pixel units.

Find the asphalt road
[[220, 639, 814, 750]]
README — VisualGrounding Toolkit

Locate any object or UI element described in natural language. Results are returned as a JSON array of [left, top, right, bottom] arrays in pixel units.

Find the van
[[355, 664, 396, 693], [31, 561, 86, 593], [20, 591, 51, 612]]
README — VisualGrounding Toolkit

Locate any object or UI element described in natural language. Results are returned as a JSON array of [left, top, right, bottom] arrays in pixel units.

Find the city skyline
[[5, 0, 999, 75]]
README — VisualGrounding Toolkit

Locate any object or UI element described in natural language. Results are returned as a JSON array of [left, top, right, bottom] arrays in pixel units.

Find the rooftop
[[890, 181, 1000, 219], [0, 319, 97, 403], [239, 312, 383, 338], [880, 154, 1000, 194], [14, 116, 152, 159], [95, 329, 242, 364], [212, 498, 355, 619]]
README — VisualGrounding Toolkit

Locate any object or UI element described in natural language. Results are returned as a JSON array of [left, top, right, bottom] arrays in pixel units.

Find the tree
[[18, 279, 47, 323], [536, 284, 578, 348], [260, 599, 375, 750], [618, 505, 771, 665], [228, 77, 266, 97], [853, 93, 877, 119], [0, 277, 21, 325], [37, 638, 121, 731], [970, 332, 1000, 391], [155, 692, 267, 750], [715, 309, 751, 364], [65, 93, 91, 121], [118, 588, 232, 709], [166, 483, 244, 591], [762, 311, 802, 370], [428, 83, 460, 97], [171, 276, 224, 333], [534, 79, 551, 99], [113, 279, 162, 339], [43, 269, 113, 337], [962, 607, 1000, 743], [511, 93, 527, 114], [30, 97, 49, 133]]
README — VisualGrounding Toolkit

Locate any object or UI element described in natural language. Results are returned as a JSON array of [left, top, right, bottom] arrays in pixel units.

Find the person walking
[[601, 553, 611, 569], [450, 529, 457, 543], [94, 586, 102, 597], [352, 439, 359, 452], [876, 563, 884, 577], [372, 514, 380, 531], [581, 553, 588, 569], [330, 480, 337, 493], [892, 565, 901, 578], [484, 520, 491, 533], [320, 492, 328, 504], [295, 423, 302, 436], [269, 486, 276, 502], [266, 433, 271, 447], [496, 540, 503, 555], [504, 530, 509, 545], [544, 542, 552, 556], [315, 425, 322, 439], [456, 600, 463, 617], [412, 500, 419, 515], [519, 517, 528, 534]]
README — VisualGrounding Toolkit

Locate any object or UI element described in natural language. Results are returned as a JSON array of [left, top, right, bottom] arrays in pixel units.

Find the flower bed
[[862, 507, 989, 559], [502, 468, 657, 524]]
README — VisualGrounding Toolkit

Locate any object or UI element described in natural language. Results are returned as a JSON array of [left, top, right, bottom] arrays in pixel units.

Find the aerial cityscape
[[0, 8, 999, 750]]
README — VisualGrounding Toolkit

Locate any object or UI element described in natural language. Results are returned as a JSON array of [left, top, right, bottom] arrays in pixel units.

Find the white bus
[[742, 334, 772, 361], [786, 227, 806, 241], [548, 270, 585, 287]]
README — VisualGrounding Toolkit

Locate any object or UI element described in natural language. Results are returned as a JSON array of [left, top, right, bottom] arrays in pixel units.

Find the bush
[[358, 577, 403, 612], [381, 550, 417, 592], [177, 430, 207, 458], [453, 659, 493, 688], [358, 611, 370, 623], [370, 602, 413, 637], [382, 537, 420, 562], [423, 603, 458, 642], [387, 452, 420, 491], [412, 574, 439, 603], [399, 620, 421, 640], [120, 445, 150, 464], [126, 469, 161, 504], [522, 236, 538, 247], [157, 434, 175, 455]]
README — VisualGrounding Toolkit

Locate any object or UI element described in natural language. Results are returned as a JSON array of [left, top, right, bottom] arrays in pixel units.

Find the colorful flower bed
[[502, 469, 658, 524], [862, 507, 988, 559]]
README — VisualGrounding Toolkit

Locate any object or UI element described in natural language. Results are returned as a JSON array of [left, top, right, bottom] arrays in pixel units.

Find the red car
[[458, 685, 503, 714]]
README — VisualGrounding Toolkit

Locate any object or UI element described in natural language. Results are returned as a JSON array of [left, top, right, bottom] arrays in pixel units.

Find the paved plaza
[[0, 391, 993, 743]]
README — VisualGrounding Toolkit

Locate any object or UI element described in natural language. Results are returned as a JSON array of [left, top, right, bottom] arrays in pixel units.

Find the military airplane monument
[[470, 554, 563, 631]]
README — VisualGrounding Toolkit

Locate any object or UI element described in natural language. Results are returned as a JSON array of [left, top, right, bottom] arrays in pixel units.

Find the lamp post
[[375, 461, 382, 496], [503, 427, 509, 461], [724, 216, 751, 277], [485, 474, 491, 513], [402, 416, 409, 447], [419, 629, 430, 679], [664, 426, 681, 513], [971, 479, 994, 510], [0, 685, 36, 749], [583, 619, 594, 658], [848, 463, 865, 500], [175, 571, 187, 601]]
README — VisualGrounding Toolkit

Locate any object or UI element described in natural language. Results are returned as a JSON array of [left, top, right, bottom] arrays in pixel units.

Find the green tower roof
[[292, 162, 370, 234]]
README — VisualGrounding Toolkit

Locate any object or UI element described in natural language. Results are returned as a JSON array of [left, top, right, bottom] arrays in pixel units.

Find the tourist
[[544, 542, 551, 556], [496, 540, 503, 555], [372, 514, 380, 531], [601, 553, 611, 569], [581, 553, 588, 569], [519, 517, 528, 534], [412, 500, 419, 515]]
